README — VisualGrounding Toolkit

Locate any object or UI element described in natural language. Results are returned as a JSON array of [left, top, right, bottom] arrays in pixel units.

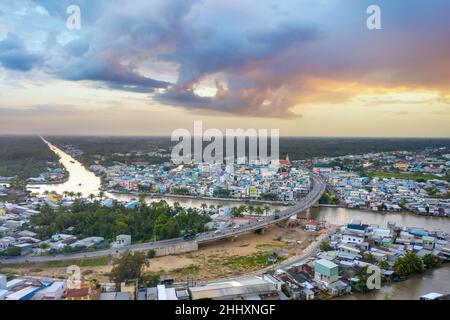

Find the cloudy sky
[[0, 0, 449, 136]]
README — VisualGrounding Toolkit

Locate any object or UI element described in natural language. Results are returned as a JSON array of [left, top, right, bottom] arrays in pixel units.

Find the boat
[[78, 183, 82, 186], [70, 160, 75, 164]]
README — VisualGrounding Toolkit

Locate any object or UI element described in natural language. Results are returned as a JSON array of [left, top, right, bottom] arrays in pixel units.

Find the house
[[33, 281, 66, 300], [100, 292, 132, 300], [63, 287, 91, 300], [14, 243, 33, 255], [342, 233, 365, 245], [314, 259, 339, 287], [112, 234, 131, 248], [188, 276, 281, 300], [305, 220, 320, 231], [422, 236, 435, 250]]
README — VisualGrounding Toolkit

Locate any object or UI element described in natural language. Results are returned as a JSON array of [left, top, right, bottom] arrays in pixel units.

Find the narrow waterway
[[27, 138, 102, 198], [31, 139, 450, 298], [304, 207, 450, 233], [337, 264, 450, 300]]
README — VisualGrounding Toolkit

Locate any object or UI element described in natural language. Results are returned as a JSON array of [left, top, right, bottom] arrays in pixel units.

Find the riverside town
[[1, 0, 449, 314]]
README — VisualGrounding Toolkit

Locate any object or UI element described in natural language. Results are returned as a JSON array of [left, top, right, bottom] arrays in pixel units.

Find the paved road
[[0, 174, 326, 265]]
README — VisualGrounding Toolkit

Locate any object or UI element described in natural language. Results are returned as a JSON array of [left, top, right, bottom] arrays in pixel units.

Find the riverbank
[[318, 203, 449, 218], [336, 263, 450, 300], [108, 189, 292, 206]]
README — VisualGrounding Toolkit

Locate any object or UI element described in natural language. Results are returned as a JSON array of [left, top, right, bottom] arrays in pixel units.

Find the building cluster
[[313, 147, 449, 176], [313, 148, 450, 215], [0, 199, 106, 257], [27, 165, 68, 184], [271, 220, 450, 299], [93, 157, 311, 202], [0, 273, 286, 301]]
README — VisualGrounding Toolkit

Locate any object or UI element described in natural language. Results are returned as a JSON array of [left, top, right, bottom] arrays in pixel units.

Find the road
[[0, 174, 326, 265]]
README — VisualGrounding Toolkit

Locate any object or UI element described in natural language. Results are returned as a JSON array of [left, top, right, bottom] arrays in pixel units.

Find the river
[[29, 139, 450, 298], [27, 139, 102, 198]]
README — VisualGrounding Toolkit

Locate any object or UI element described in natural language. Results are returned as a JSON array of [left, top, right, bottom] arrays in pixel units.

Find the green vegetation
[[260, 193, 277, 201], [171, 264, 200, 278], [0, 246, 21, 257], [393, 252, 423, 276], [29, 199, 211, 243], [0, 256, 110, 269], [367, 172, 447, 182], [46, 136, 170, 167], [213, 187, 231, 198], [319, 241, 333, 252], [379, 261, 390, 270], [224, 252, 285, 270], [319, 193, 339, 205], [110, 251, 148, 284], [172, 187, 190, 195], [147, 249, 156, 259], [0, 136, 58, 181], [422, 254, 440, 269]]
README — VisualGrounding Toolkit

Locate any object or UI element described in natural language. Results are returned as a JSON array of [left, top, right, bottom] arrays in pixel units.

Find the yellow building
[[0, 209, 6, 216], [47, 193, 62, 203], [249, 186, 258, 198], [394, 162, 409, 171]]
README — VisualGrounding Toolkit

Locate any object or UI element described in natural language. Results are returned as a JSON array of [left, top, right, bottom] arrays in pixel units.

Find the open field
[[0, 224, 321, 283]]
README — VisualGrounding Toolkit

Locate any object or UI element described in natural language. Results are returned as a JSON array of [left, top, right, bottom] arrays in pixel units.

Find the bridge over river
[[0, 175, 326, 264]]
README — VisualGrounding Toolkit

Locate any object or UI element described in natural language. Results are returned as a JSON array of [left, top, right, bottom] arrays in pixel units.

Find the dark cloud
[[3, 0, 450, 117], [0, 33, 41, 71], [61, 53, 170, 92]]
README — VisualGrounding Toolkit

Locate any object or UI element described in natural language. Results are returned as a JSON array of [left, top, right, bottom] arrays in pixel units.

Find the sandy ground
[[0, 224, 321, 283]]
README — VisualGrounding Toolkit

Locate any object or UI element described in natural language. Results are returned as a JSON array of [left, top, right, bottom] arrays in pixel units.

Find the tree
[[320, 241, 332, 252], [394, 252, 423, 276], [110, 251, 149, 284], [39, 243, 49, 249], [5, 246, 21, 256], [422, 254, 440, 269], [141, 273, 161, 287], [147, 249, 156, 259], [254, 206, 264, 216], [379, 261, 390, 270], [263, 205, 271, 216]]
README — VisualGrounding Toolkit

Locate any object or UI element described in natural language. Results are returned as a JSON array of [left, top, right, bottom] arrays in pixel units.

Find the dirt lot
[[0, 224, 322, 283]]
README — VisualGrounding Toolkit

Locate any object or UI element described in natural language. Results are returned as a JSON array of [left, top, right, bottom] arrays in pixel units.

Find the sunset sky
[[0, 0, 449, 136]]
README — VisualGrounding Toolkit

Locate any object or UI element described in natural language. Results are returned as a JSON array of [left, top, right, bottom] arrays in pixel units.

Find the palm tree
[[69, 191, 75, 199], [201, 203, 208, 213], [99, 191, 105, 200], [248, 205, 255, 215], [255, 207, 264, 216], [263, 205, 270, 216], [89, 193, 95, 202], [76, 192, 82, 199]]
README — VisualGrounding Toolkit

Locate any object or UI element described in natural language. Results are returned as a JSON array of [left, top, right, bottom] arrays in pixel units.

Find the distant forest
[[47, 136, 450, 160], [0, 136, 449, 181], [0, 136, 58, 179]]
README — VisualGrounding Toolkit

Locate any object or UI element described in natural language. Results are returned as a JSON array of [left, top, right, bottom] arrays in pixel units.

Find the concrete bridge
[[0, 174, 326, 264]]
